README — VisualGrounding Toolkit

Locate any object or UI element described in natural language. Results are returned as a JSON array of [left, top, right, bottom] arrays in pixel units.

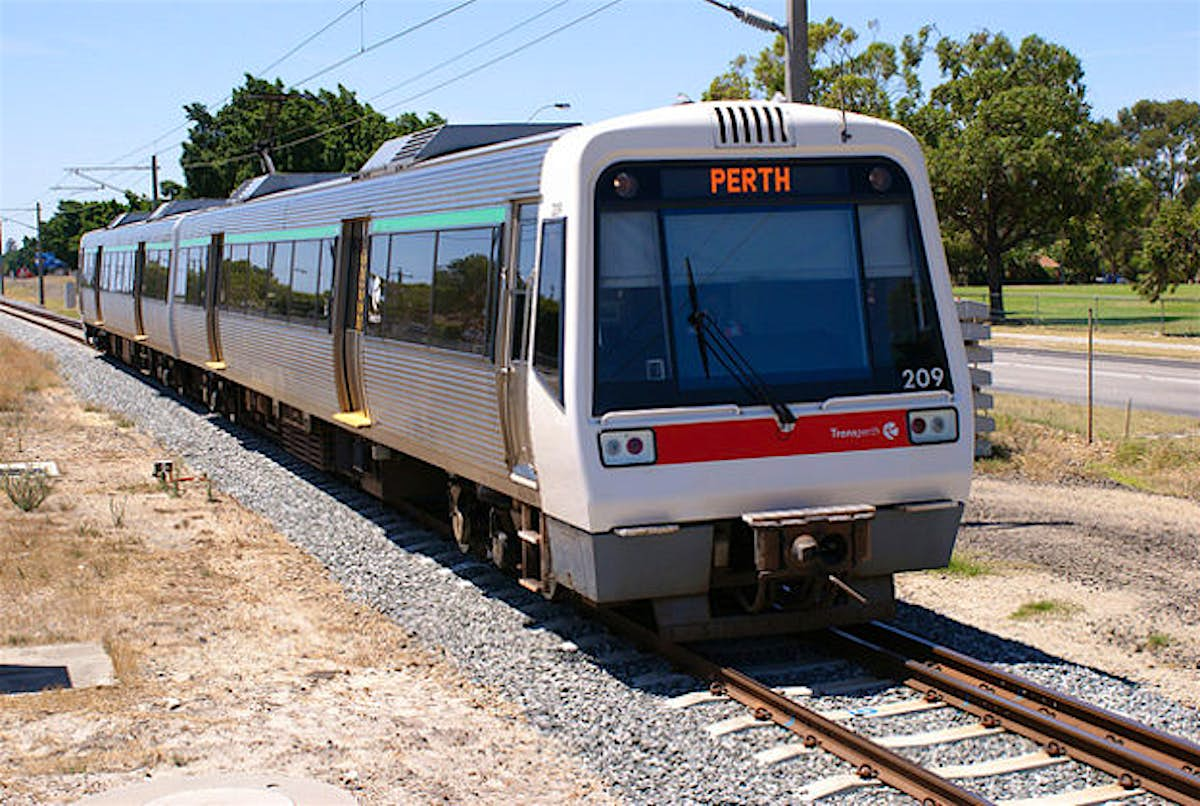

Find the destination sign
[[708, 166, 791, 195]]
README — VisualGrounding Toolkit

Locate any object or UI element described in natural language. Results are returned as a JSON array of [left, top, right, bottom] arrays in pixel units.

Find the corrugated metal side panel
[[174, 140, 552, 239], [81, 292, 97, 324], [99, 292, 137, 339], [141, 299, 171, 354], [173, 304, 208, 365], [218, 313, 339, 418], [361, 337, 508, 485]]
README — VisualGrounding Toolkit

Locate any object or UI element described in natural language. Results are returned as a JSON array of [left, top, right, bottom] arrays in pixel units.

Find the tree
[[1116, 99, 1200, 205], [905, 32, 1099, 320], [34, 194, 151, 271], [1136, 199, 1200, 302], [181, 75, 444, 198], [702, 18, 928, 120]]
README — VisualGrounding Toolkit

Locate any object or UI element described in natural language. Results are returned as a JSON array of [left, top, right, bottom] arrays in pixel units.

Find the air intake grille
[[713, 105, 790, 148]]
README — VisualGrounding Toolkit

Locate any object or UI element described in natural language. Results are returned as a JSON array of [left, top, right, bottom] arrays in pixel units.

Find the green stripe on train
[[225, 224, 340, 245], [370, 206, 506, 235]]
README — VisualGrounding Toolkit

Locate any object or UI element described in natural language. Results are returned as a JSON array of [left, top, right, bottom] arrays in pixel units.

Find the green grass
[[954, 284, 1200, 336], [935, 552, 992, 577], [980, 393, 1200, 500], [1009, 599, 1081, 620], [1145, 632, 1172, 651]]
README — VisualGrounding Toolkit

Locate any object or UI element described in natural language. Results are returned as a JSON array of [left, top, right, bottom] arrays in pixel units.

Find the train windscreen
[[593, 160, 951, 416]]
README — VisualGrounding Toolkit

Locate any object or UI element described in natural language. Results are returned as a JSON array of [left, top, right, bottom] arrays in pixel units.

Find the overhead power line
[[292, 0, 481, 88], [95, 1, 370, 182], [183, 0, 623, 172]]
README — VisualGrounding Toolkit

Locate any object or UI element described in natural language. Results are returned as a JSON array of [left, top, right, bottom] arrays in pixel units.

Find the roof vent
[[712, 105, 790, 148], [357, 123, 577, 178]]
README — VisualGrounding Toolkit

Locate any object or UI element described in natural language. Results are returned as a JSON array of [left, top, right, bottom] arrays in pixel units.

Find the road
[[989, 347, 1199, 418]]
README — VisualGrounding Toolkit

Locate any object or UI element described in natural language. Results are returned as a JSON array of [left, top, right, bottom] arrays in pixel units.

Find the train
[[78, 101, 972, 640]]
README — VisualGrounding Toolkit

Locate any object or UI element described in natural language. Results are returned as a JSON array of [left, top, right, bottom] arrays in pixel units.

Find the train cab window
[[430, 226, 498, 354], [533, 218, 566, 403], [510, 204, 539, 360], [290, 239, 321, 321], [267, 241, 292, 320]]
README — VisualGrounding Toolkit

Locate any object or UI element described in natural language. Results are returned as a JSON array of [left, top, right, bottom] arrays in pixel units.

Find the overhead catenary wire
[[291, 0, 481, 88], [182, 0, 624, 173], [90, 1, 371, 188]]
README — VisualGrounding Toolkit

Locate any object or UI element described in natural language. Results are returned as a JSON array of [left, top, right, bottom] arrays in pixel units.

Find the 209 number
[[901, 367, 945, 390]]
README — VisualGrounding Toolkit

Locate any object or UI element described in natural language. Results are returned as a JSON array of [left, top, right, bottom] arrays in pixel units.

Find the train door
[[332, 219, 370, 427], [132, 242, 147, 339], [204, 233, 225, 368], [497, 201, 540, 484], [91, 247, 104, 324]]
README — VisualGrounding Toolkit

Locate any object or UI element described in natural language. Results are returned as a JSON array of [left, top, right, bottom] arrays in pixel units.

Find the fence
[[953, 289, 1200, 336]]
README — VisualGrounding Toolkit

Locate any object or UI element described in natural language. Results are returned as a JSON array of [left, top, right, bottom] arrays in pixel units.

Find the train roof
[[356, 123, 577, 179]]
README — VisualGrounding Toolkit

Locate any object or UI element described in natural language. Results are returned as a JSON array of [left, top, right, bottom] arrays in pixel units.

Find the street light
[[526, 102, 571, 122], [701, 0, 809, 103]]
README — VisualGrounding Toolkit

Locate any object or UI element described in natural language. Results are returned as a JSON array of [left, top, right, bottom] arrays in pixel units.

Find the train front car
[[526, 102, 972, 640]]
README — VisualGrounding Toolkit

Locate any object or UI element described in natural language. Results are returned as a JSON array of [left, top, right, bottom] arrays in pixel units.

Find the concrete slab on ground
[[0, 642, 114, 694]]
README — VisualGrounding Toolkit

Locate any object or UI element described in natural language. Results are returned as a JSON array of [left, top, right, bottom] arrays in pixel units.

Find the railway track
[[4, 300, 1198, 804], [599, 606, 1200, 805], [0, 297, 85, 343]]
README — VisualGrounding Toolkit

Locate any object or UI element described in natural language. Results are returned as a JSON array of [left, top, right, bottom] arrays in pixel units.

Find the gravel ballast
[[5, 315, 1198, 804]]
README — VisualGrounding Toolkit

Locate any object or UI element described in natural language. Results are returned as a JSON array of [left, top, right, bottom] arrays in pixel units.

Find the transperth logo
[[882, 421, 899, 441]]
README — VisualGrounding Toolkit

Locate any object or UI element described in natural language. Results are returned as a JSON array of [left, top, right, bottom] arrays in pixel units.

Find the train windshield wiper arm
[[683, 258, 796, 431]]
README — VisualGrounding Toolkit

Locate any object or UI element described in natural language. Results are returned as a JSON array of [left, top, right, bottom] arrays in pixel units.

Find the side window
[[267, 241, 292, 319], [185, 247, 208, 306], [316, 237, 337, 324], [247, 242, 270, 315], [174, 248, 188, 301], [511, 204, 539, 360], [533, 219, 565, 402], [431, 226, 497, 354], [290, 240, 320, 322], [365, 234, 389, 333], [222, 243, 249, 311], [384, 231, 436, 343], [144, 250, 170, 301]]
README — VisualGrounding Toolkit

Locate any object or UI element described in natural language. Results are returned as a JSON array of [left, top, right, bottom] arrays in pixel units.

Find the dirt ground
[[897, 476, 1200, 709], [0, 384, 612, 805]]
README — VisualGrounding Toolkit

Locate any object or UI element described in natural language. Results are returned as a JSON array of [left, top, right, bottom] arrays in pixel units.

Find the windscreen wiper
[[684, 258, 796, 431]]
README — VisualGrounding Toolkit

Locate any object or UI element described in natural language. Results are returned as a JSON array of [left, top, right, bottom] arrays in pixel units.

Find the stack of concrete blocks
[[956, 299, 994, 458]]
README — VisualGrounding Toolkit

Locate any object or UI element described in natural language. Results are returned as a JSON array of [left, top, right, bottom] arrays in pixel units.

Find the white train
[[79, 102, 972, 639]]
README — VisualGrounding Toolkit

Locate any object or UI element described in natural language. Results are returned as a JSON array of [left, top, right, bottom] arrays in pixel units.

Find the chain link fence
[[953, 289, 1200, 336]]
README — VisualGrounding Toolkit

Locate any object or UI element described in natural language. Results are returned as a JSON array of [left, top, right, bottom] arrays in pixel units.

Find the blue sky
[[2, 0, 1197, 248]]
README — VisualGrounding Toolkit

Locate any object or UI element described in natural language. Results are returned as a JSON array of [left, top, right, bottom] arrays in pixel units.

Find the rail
[[0, 297, 86, 343]]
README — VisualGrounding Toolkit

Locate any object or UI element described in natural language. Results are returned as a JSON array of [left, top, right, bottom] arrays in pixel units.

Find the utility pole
[[36, 202, 44, 306], [703, 0, 809, 102], [786, 0, 810, 103], [151, 154, 160, 207]]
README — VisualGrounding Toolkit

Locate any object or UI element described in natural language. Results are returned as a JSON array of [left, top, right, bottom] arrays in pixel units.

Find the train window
[[431, 226, 497, 354], [267, 241, 292, 320], [510, 204, 539, 360], [221, 243, 250, 312], [245, 243, 270, 315], [290, 240, 321, 321], [365, 235, 389, 331], [173, 248, 189, 301], [316, 238, 337, 323], [534, 218, 565, 403], [184, 247, 207, 306], [595, 211, 671, 387], [383, 231, 435, 343], [144, 250, 170, 301]]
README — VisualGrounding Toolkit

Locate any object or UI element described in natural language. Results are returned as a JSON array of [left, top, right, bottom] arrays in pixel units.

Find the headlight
[[599, 429, 656, 467], [907, 408, 958, 444]]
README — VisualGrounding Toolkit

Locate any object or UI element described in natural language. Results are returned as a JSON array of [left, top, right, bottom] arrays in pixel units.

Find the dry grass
[[0, 334, 58, 412], [1, 275, 79, 320], [979, 393, 1200, 500]]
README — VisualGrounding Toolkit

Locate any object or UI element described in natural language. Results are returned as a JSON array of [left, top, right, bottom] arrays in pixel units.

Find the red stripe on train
[[654, 409, 911, 464]]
